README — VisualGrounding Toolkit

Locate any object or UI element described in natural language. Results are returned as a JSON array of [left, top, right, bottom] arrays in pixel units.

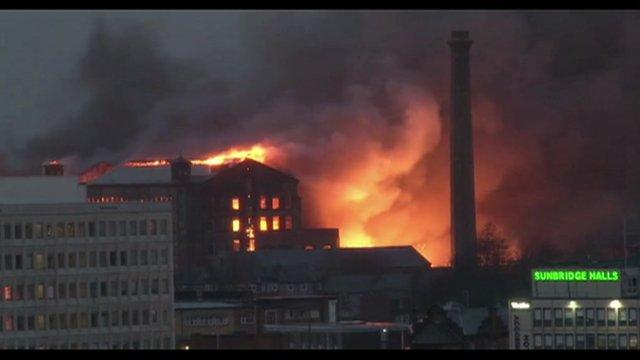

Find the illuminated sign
[[510, 302, 530, 309], [183, 315, 230, 327], [532, 269, 620, 282]]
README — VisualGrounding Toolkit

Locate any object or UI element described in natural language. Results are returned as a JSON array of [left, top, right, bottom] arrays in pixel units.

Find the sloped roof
[[206, 158, 299, 186]]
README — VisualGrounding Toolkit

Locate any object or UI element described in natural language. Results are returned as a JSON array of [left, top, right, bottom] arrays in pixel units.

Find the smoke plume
[[12, 11, 640, 265]]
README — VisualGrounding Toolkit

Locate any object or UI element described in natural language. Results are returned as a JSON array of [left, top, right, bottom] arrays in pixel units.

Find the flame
[[123, 144, 270, 168], [192, 145, 267, 166]]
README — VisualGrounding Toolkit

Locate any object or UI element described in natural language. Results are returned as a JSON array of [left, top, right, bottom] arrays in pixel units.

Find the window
[[111, 280, 118, 297], [118, 221, 126, 236], [265, 310, 278, 325], [108, 221, 116, 236], [607, 308, 616, 327], [13, 224, 22, 239], [57, 253, 65, 268], [16, 315, 24, 331], [27, 315, 34, 330], [285, 215, 293, 230], [630, 308, 637, 326], [554, 308, 563, 327], [543, 308, 552, 327], [533, 334, 542, 349], [25, 284, 34, 300], [233, 239, 241, 252], [149, 220, 157, 235], [112, 310, 119, 327], [597, 334, 606, 349], [142, 279, 149, 295], [58, 283, 66, 299], [151, 250, 158, 265], [122, 310, 129, 326], [139, 220, 147, 236], [121, 280, 128, 296], [260, 217, 268, 231], [34, 223, 43, 238], [98, 221, 106, 237], [151, 279, 159, 295], [4, 254, 12, 270], [131, 249, 138, 266], [25, 224, 33, 239], [91, 312, 98, 328], [232, 197, 240, 210], [15, 285, 23, 300], [3, 315, 13, 331], [232, 218, 240, 232], [131, 280, 139, 296], [576, 334, 585, 349], [47, 284, 54, 299], [597, 308, 605, 327], [141, 250, 148, 266], [36, 315, 45, 330], [161, 249, 168, 265], [79, 282, 87, 298], [89, 222, 96, 237], [608, 334, 617, 349], [45, 224, 53, 238], [555, 334, 564, 349], [58, 314, 67, 330], [631, 334, 639, 349], [110, 251, 117, 266], [78, 252, 86, 267], [79, 313, 88, 328], [272, 216, 280, 231], [49, 314, 57, 330], [620, 334, 628, 349], [15, 254, 22, 270], [576, 308, 585, 326], [619, 308, 628, 326], [160, 219, 168, 235], [3, 285, 12, 301], [260, 196, 267, 209], [66, 222, 75, 238], [99, 251, 107, 267], [129, 220, 138, 236], [69, 282, 77, 298], [586, 308, 595, 327], [142, 310, 149, 325], [248, 238, 256, 252], [132, 310, 139, 326], [90, 282, 98, 298], [36, 284, 44, 299], [78, 222, 86, 237], [3, 223, 10, 239], [47, 253, 55, 269], [100, 311, 108, 328], [162, 279, 169, 294], [56, 223, 64, 238], [586, 334, 595, 349], [272, 197, 280, 209]]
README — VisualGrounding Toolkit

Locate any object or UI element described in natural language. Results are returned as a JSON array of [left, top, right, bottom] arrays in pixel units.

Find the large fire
[[124, 144, 269, 168]]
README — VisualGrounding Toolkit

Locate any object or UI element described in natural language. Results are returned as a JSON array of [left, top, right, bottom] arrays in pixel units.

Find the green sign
[[533, 269, 620, 282]]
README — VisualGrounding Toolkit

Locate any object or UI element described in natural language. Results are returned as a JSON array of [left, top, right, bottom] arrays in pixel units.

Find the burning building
[[84, 153, 339, 287]]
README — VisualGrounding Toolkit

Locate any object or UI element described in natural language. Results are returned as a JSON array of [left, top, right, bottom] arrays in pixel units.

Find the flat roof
[[0, 202, 172, 216], [90, 165, 214, 185], [174, 301, 246, 310], [0, 176, 86, 204], [263, 321, 411, 333]]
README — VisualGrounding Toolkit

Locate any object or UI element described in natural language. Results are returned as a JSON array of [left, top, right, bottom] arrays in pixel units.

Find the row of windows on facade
[[1, 277, 171, 302], [229, 195, 291, 211], [532, 333, 639, 350], [231, 215, 293, 233], [88, 196, 173, 203], [533, 307, 639, 328], [285, 332, 341, 350], [0, 308, 170, 332], [3, 337, 173, 350], [0, 219, 169, 240], [0, 247, 170, 272]]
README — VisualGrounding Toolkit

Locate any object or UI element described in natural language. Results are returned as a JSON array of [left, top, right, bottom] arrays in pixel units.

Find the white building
[[508, 267, 640, 350], [0, 176, 175, 349]]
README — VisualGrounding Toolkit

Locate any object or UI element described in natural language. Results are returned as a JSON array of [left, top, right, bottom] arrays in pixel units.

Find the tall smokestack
[[448, 30, 478, 269]]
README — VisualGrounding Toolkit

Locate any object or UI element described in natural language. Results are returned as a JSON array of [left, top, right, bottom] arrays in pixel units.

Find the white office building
[[0, 176, 175, 349], [508, 267, 640, 350]]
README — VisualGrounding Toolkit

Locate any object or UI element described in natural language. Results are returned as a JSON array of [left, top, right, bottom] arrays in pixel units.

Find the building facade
[[0, 202, 175, 349], [508, 267, 640, 350]]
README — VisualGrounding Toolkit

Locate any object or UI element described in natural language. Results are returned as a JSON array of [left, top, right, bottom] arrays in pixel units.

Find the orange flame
[[192, 144, 268, 166]]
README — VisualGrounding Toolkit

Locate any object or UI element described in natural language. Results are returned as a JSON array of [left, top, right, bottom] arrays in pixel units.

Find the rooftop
[[0, 176, 86, 204]]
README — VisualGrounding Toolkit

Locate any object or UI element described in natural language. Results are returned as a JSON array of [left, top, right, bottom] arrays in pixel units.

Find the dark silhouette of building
[[42, 160, 64, 176], [449, 30, 478, 269], [85, 157, 339, 288]]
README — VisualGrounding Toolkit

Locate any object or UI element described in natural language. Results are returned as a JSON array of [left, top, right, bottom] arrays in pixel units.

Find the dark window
[[88, 222, 96, 237], [129, 221, 137, 236], [78, 222, 86, 237], [607, 308, 616, 327], [554, 308, 563, 327], [57, 253, 65, 268], [15, 254, 22, 270], [160, 220, 168, 235], [630, 308, 637, 326], [25, 224, 33, 239], [543, 308, 552, 327], [597, 334, 606, 349], [3, 224, 11, 239], [108, 221, 116, 236], [89, 251, 97, 267], [576, 309, 585, 326], [98, 221, 106, 237], [586, 334, 595, 349], [99, 251, 107, 267], [100, 281, 107, 297], [120, 251, 127, 266], [139, 220, 147, 235], [576, 334, 585, 349], [597, 308, 605, 327], [118, 221, 126, 236], [110, 251, 117, 266], [608, 334, 617, 349], [586, 308, 595, 327], [14, 224, 22, 239], [619, 308, 628, 326]]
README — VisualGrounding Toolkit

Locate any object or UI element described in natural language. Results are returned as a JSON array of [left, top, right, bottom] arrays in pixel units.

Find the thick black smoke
[[15, 11, 640, 261]]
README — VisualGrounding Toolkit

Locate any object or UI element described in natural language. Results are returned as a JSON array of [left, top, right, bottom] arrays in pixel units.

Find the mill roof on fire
[[88, 158, 296, 186]]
